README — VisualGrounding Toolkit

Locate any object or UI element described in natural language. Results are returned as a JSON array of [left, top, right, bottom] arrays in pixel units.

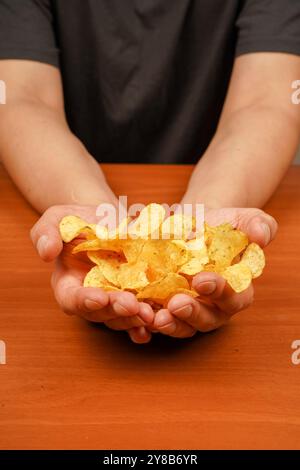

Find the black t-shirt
[[0, 0, 300, 164]]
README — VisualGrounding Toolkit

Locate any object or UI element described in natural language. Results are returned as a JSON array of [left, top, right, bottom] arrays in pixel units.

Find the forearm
[[0, 100, 117, 213], [182, 104, 300, 209]]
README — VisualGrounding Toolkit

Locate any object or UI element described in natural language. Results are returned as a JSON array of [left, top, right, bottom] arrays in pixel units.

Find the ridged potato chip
[[87, 253, 122, 287], [240, 242, 265, 278], [221, 263, 252, 293], [84, 266, 119, 291], [122, 239, 145, 263], [137, 273, 189, 301], [128, 203, 165, 239], [59, 216, 97, 243], [179, 236, 209, 275], [206, 226, 248, 269], [118, 261, 149, 290], [72, 238, 123, 254], [161, 214, 194, 240]]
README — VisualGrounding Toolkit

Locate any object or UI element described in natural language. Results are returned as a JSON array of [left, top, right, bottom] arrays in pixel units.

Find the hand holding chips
[[59, 204, 266, 310]]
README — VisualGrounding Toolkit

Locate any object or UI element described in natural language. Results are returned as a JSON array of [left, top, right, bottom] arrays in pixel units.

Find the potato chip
[[138, 239, 188, 273], [72, 238, 123, 254], [179, 236, 209, 275], [161, 214, 194, 240], [117, 261, 149, 290], [179, 257, 206, 276], [202, 263, 219, 273], [206, 227, 248, 269], [87, 250, 125, 265], [240, 242, 265, 278], [87, 253, 122, 286], [128, 203, 165, 239], [137, 273, 189, 301], [171, 287, 199, 298], [84, 266, 111, 288], [163, 287, 199, 306], [108, 217, 132, 240], [146, 266, 166, 283], [221, 263, 252, 293], [204, 222, 232, 245], [122, 239, 145, 263], [59, 216, 97, 242]]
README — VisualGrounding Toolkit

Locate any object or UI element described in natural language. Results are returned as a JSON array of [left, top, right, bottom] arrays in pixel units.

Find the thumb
[[236, 209, 278, 248], [30, 206, 64, 262]]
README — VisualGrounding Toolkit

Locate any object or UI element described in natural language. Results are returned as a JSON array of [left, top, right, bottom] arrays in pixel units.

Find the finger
[[192, 272, 254, 315], [109, 290, 140, 318], [30, 206, 65, 261], [104, 302, 154, 331], [154, 309, 197, 338], [168, 294, 227, 332], [105, 315, 146, 331], [138, 302, 155, 324], [237, 210, 278, 248], [127, 327, 152, 344], [52, 260, 115, 321]]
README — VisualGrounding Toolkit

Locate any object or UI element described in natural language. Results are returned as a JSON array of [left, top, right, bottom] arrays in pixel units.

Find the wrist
[[182, 180, 249, 209]]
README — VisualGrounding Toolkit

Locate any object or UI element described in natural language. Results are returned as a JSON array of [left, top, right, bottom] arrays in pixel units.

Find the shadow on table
[[87, 320, 226, 362]]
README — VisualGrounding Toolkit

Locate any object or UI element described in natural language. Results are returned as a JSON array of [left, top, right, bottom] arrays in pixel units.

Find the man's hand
[[153, 208, 277, 338], [30, 205, 154, 344]]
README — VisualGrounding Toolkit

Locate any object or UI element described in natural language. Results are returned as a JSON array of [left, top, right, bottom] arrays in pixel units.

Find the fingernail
[[84, 299, 103, 310], [172, 304, 193, 318], [139, 307, 154, 324], [37, 235, 49, 257], [136, 326, 148, 338], [195, 281, 216, 295], [261, 223, 271, 244], [113, 302, 130, 316], [155, 310, 173, 328]]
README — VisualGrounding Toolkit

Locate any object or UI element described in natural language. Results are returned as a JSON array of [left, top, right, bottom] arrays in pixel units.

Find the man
[[0, 0, 299, 343]]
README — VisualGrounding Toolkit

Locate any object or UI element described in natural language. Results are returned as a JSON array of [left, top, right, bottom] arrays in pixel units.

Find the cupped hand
[[30, 205, 154, 343], [153, 207, 278, 338]]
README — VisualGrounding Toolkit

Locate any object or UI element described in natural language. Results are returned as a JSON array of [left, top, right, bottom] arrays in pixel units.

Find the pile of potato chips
[[59, 204, 265, 308]]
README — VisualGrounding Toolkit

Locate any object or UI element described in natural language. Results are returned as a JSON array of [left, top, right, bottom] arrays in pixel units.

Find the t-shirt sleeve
[[0, 0, 59, 67], [236, 0, 300, 57]]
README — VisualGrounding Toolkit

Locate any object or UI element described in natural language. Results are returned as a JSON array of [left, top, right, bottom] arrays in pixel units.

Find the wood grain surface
[[0, 163, 299, 450]]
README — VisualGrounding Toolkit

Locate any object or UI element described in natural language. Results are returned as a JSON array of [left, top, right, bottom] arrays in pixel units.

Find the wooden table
[[0, 163, 299, 450]]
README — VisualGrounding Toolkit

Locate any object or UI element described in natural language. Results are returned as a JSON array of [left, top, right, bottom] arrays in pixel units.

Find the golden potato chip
[[171, 287, 199, 298], [161, 288, 199, 308], [161, 214, 194, 240], [221, 263, 252, 293], [204, 222, 232, 246], [87, 250, 125, 265], [121, 239, 145, 263], [186, 236, 205, 251], [179, 236, 209, 275], [202, 263, 219, 273], [179, 257, 206, 276], [137, 273, 189, 301], [240, 242, 265, 278], [118, 261, 149, 290], [87, 253, 122, 286], [108, 216, 132, 240], [72, 238, 123, 254], [207, 228, 248, 269], [84, 266, 110, 288], [128, 203, 165, 239], [146, 265, 166, 283], [138, 239, 188, 272], [59, 216, 97, 243]]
